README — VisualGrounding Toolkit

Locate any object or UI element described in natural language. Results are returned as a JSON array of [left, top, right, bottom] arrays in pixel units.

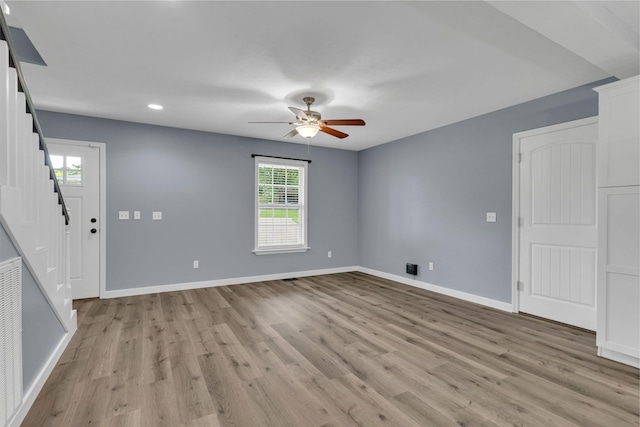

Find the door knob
[[90, 228, 97, 234], [91, 218, 97, 223]]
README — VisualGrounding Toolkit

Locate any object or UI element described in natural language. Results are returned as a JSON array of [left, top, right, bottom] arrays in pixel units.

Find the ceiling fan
[[250, 97, 365, 139]]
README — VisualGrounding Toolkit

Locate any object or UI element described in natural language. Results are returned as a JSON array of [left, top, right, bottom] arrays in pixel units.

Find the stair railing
[[0, 5, 75, 332], [0, 10, 69, 225]]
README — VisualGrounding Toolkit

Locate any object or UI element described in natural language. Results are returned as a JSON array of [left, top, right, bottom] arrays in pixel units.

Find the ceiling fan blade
[[320, 119, 366, 126], [319, 126, 349, 139], [248, 121, 295, 124], [283, 128, 299, 139], [289, 107, 309, 121]]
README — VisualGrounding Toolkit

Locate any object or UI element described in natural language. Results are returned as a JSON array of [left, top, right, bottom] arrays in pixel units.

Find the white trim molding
[[253, 247, 310, 255], [102, 266, 359, 299], [598, 346, 640, 369], [357, 267, 513, 312], [102, 265, 513, 313]]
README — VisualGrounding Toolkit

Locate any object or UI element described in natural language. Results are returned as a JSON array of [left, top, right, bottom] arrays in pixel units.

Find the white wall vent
[[0, 258, 22, 426]]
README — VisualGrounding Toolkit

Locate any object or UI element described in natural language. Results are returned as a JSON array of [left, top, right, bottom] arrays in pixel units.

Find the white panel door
[[48, 141, 101, 299], [518, 120, 598, 330]]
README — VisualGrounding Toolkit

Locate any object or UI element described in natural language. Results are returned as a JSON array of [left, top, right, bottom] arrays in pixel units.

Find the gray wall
[[358, 78, 614, 303], [37, 112, 359, 291], [0, 224, 65, 391], [36, 78, 612, 301]]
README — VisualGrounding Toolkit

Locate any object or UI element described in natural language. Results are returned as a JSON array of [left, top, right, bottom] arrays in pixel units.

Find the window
[[254, 156, 308, 254], [50, 154, 82, 186]]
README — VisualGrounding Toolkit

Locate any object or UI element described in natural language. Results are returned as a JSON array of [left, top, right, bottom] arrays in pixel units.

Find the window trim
[[253, 156, 309, 255]]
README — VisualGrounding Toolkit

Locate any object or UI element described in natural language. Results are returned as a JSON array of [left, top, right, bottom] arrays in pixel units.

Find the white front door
[[515, 118, 598, 330], [48, 140, 103, 299]]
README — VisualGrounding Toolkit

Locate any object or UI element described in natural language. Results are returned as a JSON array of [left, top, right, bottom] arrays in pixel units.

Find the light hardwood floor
[[24, 272, 639, 426]]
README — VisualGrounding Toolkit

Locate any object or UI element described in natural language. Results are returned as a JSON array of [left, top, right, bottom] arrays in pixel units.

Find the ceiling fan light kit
[[250, 96, 366, 141], [296, 124, 320, 138]]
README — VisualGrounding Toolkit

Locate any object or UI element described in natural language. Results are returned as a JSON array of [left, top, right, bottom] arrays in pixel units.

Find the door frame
[[511, 116, 598, 313], [46, 138, 106, 299]]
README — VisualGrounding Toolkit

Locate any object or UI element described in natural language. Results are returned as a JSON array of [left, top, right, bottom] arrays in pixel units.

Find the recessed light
[[147, 104, 163, 110]]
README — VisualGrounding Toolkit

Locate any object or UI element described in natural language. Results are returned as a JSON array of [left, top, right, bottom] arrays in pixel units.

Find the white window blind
[[254, 157, 309, 254]]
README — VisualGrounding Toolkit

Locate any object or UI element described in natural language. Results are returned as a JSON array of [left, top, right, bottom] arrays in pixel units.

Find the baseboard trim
[[356, 267, 514, 313], [102, 266, 360, 298], [598, 346, 640, 368], [9, 322, 76, 427], [102, 265, 514, 313]]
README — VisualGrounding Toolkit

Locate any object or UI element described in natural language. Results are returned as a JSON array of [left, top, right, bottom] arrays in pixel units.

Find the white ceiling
[[4, 1, 639, 151]]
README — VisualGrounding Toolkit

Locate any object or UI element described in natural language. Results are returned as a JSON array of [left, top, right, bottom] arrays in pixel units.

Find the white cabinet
[[598, 80, 640, 187], [597, 186, 639, 365], [594, 76, 640, 368]]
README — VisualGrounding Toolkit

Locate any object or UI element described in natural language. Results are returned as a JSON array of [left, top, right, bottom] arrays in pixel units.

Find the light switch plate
[[119, 211, 129, 220], [134, 211, 140, 220], [486, 212, 497, 222], [152, 211, 162, 220]]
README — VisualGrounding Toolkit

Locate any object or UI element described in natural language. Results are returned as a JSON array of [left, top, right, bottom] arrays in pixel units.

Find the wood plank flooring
[[23, 272, 639, 426]]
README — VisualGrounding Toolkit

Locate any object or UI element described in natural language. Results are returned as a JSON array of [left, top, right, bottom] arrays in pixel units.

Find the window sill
[[253, 247, 310, 255]]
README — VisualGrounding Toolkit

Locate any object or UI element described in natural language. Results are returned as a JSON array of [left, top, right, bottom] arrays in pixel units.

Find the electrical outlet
[[152, 211, 162, 220], [134, 211, 140, 220], [118, 211, 129, 220], [429, 262, 434, 271], [328, 251, 332, 258], [193, 260, 199, 269], [486, 212, 497, 222]]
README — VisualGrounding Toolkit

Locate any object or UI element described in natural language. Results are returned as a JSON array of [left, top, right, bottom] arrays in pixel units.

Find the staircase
[[0, 16, 75, 332]]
